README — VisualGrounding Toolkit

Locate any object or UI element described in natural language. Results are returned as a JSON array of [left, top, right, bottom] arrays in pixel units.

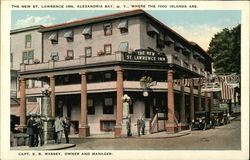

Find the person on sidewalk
[[54, 116, 64, 144], [137, 118, 142, 136], [63, 117, 71, 143], [36, 115, 44, 146], [141, 117, 146, 135], [27, 114, 35, 147], [126, 115, 132, 137]]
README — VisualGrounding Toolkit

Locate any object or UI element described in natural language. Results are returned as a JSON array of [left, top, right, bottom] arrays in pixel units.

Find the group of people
[[126, 116, 146, 137], [26, 114, 71, 147], [26, 114, 44, 147]]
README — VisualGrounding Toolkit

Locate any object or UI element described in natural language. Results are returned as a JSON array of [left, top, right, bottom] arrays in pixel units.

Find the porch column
[[49, 75, 55, 117], [79, 71, 90, 137], [166, 70, 178, 133], [179, 79, 187, 130], [210, 91, 214, 111], [19, 77, 26, 132], [115, 68, 123, 137], [189, 79, 195, 122], [205, 92, 209, 111], [198, 78, 202, 111]]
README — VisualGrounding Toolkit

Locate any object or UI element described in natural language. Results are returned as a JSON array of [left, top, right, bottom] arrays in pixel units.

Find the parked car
[[211, 109, 230, 126], [191, 111, 214, 130]]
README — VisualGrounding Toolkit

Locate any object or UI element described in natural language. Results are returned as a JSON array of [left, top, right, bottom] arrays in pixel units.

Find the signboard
[[124, 49, 167, 63]]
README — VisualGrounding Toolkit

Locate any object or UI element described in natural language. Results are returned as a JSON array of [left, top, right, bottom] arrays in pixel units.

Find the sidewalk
[[11, 143, 76, 150]]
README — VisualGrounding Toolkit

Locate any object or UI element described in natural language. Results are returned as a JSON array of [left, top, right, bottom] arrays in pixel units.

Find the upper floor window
[[65, 50, 74, 60], [51, 52, 59, 61], [104, 44, 112, 54], [23, 50, 34, 64], [119, 42, 129, 53], [118, 19, 128, 33], [164, 35, 175, 46], [64, 30, 73, 42], [104, 23, 112, 36], [48, 32, 58, 44], [25, 34, 32, 48], [82, 25, 92, 39], [174, 42, 184, 52], [85, 47, 92, 57]]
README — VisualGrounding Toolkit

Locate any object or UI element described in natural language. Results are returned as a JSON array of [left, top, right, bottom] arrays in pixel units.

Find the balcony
[[20, 52, 124, 72]]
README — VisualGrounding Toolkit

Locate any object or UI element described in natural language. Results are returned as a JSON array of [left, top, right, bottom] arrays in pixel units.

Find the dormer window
[[147, 24, 159, 38], [104, 23, 112, 36], [64, 30, 73, 42], [48, 32, 58, 44], [118, 19, 128, 33], [82, 25, 92, 39]]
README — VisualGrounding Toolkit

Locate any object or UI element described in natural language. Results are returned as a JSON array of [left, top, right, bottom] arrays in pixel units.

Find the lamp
[[41, 84, 51, 96]]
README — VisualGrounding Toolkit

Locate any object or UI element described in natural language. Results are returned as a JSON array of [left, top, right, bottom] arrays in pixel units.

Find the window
[[48, 32, 58, 44], [10, 53, 13, 68], [65, 50, 74, 60], [147, 24, 159, 38], [85, 47, 92, 57], [100, 120, 116, 132], [118, 19, 128, 33], [119, 42, 128, 53], [104, 23, 112, 36], [51, 52, 59, 61], [23, 51, 34, 64], [64, 30, 73, 42], [25, 35, 32, 48], [104, 44, 112, 55], [87, 98, 95, 115], [103, 97, 114, 114], [104, 73, 112, 79], [82, 26, 92, 39]]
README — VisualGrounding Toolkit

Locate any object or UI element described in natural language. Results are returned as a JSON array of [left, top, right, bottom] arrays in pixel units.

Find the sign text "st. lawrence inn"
[[124, 49, 167, 63]]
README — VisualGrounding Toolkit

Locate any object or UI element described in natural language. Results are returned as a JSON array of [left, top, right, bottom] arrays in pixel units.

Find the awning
[[118, 19, 128, 29], [182, 48, 191, 55], [11, 102, 40, 117], [193, 52, 200, 58], [64, 30, 73, 38], [147, 24, 159, 34], [174, 42, 184, 49], [82, 26, 92, 35], [119, 42, 128, 52], [164, 35, 174, 44], [48, 32, 58, 41]]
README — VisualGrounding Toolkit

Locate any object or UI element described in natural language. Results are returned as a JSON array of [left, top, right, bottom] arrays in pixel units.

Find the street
[[67, 116, 241, 150]]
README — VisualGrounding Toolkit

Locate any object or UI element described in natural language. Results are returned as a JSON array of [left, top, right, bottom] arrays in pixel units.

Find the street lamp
[[41, 84, 52, 96]]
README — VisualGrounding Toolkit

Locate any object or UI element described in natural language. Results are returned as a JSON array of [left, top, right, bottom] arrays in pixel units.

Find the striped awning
[[221, 82, 235, 100], [11, 102, 40, 116], [82, 26, 92, 35], [48, 32, 58, 41], [147, 24, 159, 34], [64, 30, 73, 38], [118, 19, 128, 29]]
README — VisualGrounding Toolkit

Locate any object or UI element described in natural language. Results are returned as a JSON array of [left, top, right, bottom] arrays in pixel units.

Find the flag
[[221, 82, 235, 100]]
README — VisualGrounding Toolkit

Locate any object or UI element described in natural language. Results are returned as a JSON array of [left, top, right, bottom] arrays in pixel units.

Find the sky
[[11, 10, 241, 51]]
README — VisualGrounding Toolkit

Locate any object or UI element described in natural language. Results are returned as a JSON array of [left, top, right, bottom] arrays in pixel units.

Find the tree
[[208, 24, 241, 74]]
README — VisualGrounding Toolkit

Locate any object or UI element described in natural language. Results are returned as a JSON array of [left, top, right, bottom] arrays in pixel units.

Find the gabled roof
[[41, 9, 212, 60], [10, 25, 44, 34]]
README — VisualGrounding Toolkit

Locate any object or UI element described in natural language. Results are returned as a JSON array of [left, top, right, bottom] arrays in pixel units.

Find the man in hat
[[63, 117, 71, 143], [27, 114, 35, 147]]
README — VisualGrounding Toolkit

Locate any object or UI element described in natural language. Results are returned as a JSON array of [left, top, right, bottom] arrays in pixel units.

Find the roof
[[10, 25, 44, 34], [41, 9, 212, 60]]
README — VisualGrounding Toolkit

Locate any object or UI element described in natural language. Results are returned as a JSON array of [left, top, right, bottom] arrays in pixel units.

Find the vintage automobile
[[211, 109, 230, 126], [191, 111, 215, 130]]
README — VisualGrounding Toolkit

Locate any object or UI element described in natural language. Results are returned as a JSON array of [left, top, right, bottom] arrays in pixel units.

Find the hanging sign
[[124, 49, 167, 63]]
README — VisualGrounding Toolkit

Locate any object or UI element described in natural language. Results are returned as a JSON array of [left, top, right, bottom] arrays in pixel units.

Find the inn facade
[[17, 10, 213, 137]]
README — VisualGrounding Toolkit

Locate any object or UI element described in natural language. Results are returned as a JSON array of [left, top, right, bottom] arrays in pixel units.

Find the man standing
[[27, 115, 35, 147], [63, 117, 71, 143], [54, 116, 64, 144], [141, 117, 146, 135], [137, 118, 142, 136]]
